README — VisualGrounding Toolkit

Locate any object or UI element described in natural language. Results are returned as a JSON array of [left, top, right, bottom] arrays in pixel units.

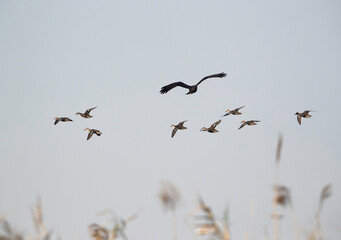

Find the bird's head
[[241, 121, 246, 124], [200, 127, 207, 132], [84, 128, 90, 131], [225, 110, 231, 113], [76, 112, 81, 116], [170, 124, 175, 128]]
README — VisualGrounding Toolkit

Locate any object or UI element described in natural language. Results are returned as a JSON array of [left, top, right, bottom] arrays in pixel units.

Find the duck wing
[[171, 127, 178, 138], [85, 107, 97, 115], [179, 120, 188, 127], [54, 118, 60, 125], [160, 82, 191, 94], [297, 115, 302, 125], [238, 123, 246, 129], [236, 105, 245, 110], [210, 119, 221, 128], [196, 72, 227, 86], [87, 131, 94, 140]]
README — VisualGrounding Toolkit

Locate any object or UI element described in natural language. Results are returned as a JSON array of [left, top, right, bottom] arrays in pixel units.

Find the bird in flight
[[160, 72, 227, 95], [54, 117, 73, 125], [223, 105, 245, 117], [84, 128, 102, 140], [76, 107, 97, 118], [170, 120, 188, 138], [200, 119, 221, 133], [238, 120, 260, 130], [295, 110, 313, 125]]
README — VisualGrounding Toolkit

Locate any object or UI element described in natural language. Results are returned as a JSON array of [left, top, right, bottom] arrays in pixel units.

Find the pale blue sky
[[0, 1, 340, 239]]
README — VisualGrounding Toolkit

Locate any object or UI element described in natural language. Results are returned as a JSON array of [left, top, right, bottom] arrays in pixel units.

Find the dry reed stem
[[158, 181, 180, 240], [187, 195, 230, 240], [89, 209, 141, 240]]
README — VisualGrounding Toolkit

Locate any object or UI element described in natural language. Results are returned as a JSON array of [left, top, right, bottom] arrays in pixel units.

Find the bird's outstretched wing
[[87, 131, 94, 140], [85, 107, 97, 114], [160, 82, 191, 94], [223, 112, 231, 117], [171, 128, 178, 138], [54, 118, 60, 125], [238, 123, 246, 130], [179, 120, 188, 127], [251, 120, 260, 123], [236, 105, 245, 110], [211, 119, 221, 128], [196, 72, 227, 86], [297, 115, 302, 125]]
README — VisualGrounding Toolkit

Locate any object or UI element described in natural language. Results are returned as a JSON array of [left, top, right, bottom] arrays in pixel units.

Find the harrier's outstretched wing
[[196, 72, 227, 86], [160, 82, 191, 94]]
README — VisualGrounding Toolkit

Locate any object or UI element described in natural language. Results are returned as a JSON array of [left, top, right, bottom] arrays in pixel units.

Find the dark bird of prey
[[54, 117, 73, 125], [238, 120, 260, 130], [223, 105, 245, 117], [170, 120, 188, 138], [295, 110, 313, 125], [84, 128, 102, 140], [76, 107, 97, 118], [160, 72, 227, 95], [200, 119, 221, 133]]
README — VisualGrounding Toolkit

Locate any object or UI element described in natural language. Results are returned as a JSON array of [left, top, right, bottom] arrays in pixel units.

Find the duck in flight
[[200, 120, 221, 133], [160, 72, 227, 95], [223, 105, 245, 117], [170, 120, 188, 138], [76, 107, 97, 118], [238, 120, 260, 130], [54, 117, 73, 125], [84, 128, 102, 140], [295, 110, 313, 125]]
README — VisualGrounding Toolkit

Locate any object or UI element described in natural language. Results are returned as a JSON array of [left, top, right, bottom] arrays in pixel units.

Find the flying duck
[[160, 72, 227, 95], [200, 120, 221, 133], [54, 117, 73, 125], [76, 107, 97, 118], [223, 105, 245, 116], [238, 120, 260, 130], [170, 120, 188, 138], [84, 128, 102, 140], [295, 110, 312, 125]]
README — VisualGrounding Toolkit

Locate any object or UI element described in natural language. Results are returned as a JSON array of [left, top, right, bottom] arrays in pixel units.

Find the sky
[[0, 1, 340, 239]]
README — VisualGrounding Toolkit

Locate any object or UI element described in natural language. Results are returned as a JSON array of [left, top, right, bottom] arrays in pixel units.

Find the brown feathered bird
[[76, 107, 97, 118], [84, 128, 102, 140], [54, 117, 73, 125], [170, 120, 188, 138], [238, 120, 260, 130], [295, 110, 313, 125], [223, 105, 245, 116], [200, 120, 221, 133], [160, 72, 227, 95]]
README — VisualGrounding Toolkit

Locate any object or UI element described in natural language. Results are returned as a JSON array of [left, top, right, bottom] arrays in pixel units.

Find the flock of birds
[[54, 107, 102, 140], [54, 72, 313, 140], [159, 72, 313, 138]]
